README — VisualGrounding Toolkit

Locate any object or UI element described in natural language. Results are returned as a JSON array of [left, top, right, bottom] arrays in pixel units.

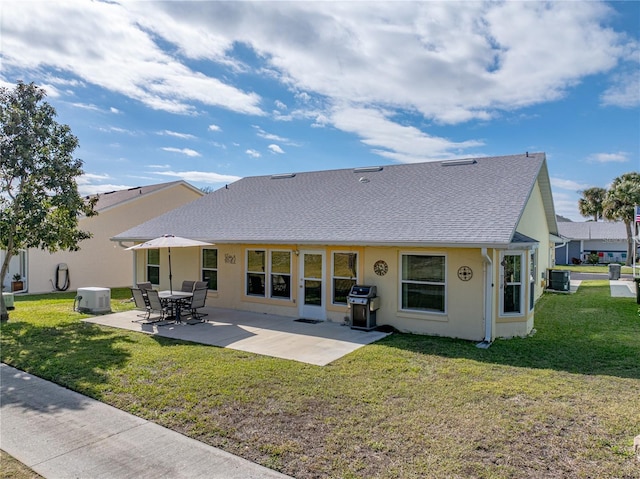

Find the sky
[[1, 1, 639, 221]]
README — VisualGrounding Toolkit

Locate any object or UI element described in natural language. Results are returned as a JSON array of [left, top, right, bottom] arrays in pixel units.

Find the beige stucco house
[[3, 181, 203, 294], [113, 153, 559, 343]]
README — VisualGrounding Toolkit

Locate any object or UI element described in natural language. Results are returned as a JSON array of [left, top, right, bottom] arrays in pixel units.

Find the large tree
[[602, 172, 640, 266], [578, 186, 607, 222], [1, 82, 97, 321]]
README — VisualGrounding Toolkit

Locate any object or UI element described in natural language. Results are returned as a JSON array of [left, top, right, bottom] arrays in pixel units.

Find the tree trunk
[[1, 249, 13, 321], [0, 292, 7, 322]]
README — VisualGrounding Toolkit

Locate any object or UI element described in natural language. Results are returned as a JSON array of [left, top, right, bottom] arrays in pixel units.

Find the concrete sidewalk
[[0, 364, 292, 479]]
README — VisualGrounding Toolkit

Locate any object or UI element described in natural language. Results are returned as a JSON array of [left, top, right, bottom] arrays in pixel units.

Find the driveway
[[83, 307, 390, 366]]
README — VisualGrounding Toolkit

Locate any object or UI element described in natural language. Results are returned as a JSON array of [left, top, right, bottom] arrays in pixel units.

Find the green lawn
[[1, 284, 639, 478], [555, 264, 634, 274]]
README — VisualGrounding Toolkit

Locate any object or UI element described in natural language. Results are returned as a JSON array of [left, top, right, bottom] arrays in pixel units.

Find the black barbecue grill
[[347, 285, 380, 331]]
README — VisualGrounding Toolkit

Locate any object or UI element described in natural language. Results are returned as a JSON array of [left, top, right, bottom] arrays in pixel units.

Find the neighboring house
[[113, 153, 559, 342], [555, 221, 629, 265], [2, 181, 203, 294]]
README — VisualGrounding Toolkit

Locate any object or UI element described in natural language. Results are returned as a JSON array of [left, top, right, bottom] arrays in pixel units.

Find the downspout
[[477, 248, 494, 348]]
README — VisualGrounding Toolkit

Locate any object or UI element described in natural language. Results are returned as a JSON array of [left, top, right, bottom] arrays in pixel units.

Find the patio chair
[[131, 288, 150, 320], [137, 282, 153, 292], [181, 280, 195, 292], [143, 289, 169, 323], [193, 280, 208, 290], [181, 287, 209, 323]]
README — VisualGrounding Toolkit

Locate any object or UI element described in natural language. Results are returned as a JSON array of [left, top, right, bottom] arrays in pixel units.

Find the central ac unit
[[77, 287, 111, 313], [548, 270, 570, 292]]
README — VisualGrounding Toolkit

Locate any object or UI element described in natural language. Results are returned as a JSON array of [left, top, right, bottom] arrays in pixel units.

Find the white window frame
[[399, 252, 447, 314], [331, 251, 358, 305], [147, 249, 160, 285], [269, 249, 292, 300], [245, 249, 292, 300], [246, 249, 266, 297], [529, 249, 537, 312], [500, 251, 525, 316], [201, 248, 218, 291]]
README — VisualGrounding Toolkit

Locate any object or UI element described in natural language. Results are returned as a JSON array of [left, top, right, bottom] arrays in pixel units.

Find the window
[[202, 249, 218, 290], [246, 250, 266, 296], [529, 250, 537, 311], [332, 252, 357, 304], [502, 253, 523, 314], [246, 249, 292, 299], [401, 254, 446, 313], [147, 249, 160, 285], [270, 250, 291, 299]]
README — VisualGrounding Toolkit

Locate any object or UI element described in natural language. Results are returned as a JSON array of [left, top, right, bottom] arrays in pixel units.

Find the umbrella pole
[[168, 247, 173, 294]]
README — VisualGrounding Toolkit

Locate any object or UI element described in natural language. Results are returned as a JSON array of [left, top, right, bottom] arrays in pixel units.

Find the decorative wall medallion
[[457, 266, 473, 281], [373, 260, 388, 276]]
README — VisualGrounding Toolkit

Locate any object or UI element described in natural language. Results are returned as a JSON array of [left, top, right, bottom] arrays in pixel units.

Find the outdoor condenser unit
[[2, 292, 15, 310], [77, 287, 111, 313], [548, 270, 570, 292]]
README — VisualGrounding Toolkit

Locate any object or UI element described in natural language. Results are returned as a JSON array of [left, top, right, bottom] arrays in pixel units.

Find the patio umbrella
[[126, 235, 213, 293]]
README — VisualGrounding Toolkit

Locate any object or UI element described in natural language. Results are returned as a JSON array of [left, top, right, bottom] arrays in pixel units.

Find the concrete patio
[[82, 307, 390, 366]]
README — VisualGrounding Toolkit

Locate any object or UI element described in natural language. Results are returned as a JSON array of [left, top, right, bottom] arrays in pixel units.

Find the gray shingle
[[558, 221, 627, 240], [88, 181, 190, 212], [113, 153, 553, 247]]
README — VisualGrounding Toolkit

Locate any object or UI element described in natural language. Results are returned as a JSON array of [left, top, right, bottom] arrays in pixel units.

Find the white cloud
[[331, 106, 483, 162], [550, 177, 590, 192], [3, 1, 264, 116], [552, 191, 584, 222], [96, 126, 134, 135], [253, 125, 290, 143], [110, 107, 121, 114], [587, 152, 629, 163], [208, 124, 221, 132], [138, 1, 625, 124], [601, 70, 640, 108], [268, 144, 284, 154], [156, 170, 241, 184], [3, 1, 636, 163], [161, 147, 201, 157], [71, 102, 101, 111], [77, 173, 111, 185], [245, 149, 261, 158], [158, 130, 197, 140]]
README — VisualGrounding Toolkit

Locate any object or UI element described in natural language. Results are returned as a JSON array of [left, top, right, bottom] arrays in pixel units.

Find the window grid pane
[[402, 255, 445, 282], [333, 252, 358, 304], [147, 249, 160, 285], [502, 253, 522, 314], [270, 251, 291, 299], [401, 254, 446, 313], [248, 250, 265, 272]]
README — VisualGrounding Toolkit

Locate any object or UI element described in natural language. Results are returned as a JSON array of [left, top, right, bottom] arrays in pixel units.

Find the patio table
[[158, 291, 193, 323]]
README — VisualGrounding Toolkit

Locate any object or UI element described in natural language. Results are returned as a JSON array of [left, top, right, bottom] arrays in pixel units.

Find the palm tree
[[603, 172, 640, 266], [578, 187, 607, 222]]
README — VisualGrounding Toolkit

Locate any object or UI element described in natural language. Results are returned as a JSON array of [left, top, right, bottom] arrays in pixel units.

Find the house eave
[[112, 236, 529, 250]]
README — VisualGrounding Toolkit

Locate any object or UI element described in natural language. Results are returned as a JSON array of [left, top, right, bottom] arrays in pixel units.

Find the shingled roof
[[112, 153, 557, 247], [88, 181, 200, 212], [558, 221, 627, 241]]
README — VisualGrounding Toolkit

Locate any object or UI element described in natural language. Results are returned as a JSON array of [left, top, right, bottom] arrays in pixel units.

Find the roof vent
[[359, 177, 370, 183], [270, 173, 296, 179], [441, 159, 477, 167], [353, 166, 383, 173]]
